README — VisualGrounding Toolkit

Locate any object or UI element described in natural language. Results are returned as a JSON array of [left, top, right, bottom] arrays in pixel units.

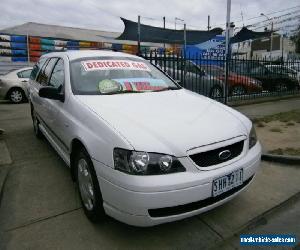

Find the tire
[[8, 88, 25, 103], [32, 109, 43, 139], [75, 148, 105, 222], [231, 85, 246, 96], [209, 85, 223, 100], [275, 83, 288, 92]]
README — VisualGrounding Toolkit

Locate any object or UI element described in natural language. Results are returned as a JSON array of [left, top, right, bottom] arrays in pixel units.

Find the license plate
[[212, 169, 243, 197]]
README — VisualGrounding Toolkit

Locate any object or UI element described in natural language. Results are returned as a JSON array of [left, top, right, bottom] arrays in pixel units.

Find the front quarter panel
[[66, 95, 133, 168]]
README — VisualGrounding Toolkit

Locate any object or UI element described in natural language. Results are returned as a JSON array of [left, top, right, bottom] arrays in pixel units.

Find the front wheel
[[8, 88, 25, 103], [75, 149, 105, 223]]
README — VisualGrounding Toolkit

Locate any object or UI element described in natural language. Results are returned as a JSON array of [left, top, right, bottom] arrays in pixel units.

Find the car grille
[[189, 140, 244, 167]]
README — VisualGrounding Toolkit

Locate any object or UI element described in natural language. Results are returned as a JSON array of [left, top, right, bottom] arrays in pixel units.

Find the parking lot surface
[[0, 102, 300, 249]]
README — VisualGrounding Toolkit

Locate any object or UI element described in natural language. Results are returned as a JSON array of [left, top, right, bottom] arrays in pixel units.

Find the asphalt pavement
[[0, 99, 299, 250]]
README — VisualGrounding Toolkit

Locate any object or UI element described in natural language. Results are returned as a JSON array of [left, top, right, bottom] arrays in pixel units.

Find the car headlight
[[113, 148, 186, 175], [249, 125, 257, 149]]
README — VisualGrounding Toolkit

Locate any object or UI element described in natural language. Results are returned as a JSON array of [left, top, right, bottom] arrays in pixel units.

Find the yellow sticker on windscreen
[[98, 79, 122, 94]]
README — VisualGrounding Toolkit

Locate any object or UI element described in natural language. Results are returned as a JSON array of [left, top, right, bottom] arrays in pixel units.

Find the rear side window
[[17, 69, 32, 78], [37, 58, 58, 86], [30, 58, 47, 80]]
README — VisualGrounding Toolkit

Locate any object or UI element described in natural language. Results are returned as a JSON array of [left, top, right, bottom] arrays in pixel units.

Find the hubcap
[[232, 86, 245, 95], [276, 83, 287, 92], [78, 159, 95, 211], [10, 90, 23, 103], [211, 88, 222, 98]]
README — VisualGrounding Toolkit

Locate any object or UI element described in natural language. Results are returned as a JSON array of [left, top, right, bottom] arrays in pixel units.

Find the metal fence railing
[[142, 50, 300, 103]]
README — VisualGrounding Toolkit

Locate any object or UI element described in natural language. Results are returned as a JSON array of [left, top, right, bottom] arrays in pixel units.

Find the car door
[[17, 69, 32, 97], [30, 57, 50, 116], [31, 58, 58, 120], [184, 61, 208, 95], [42, 58, 69, 154]]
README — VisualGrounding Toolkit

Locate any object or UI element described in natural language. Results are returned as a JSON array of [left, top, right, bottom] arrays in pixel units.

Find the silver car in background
[[0, 67, 32, 103]]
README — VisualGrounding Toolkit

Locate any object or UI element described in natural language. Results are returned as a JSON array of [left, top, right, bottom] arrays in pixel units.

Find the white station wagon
[[28, 50, 261, 227]]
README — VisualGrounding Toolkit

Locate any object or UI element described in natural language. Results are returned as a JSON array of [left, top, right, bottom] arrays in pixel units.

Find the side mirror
[[39, 86, 64, 102]]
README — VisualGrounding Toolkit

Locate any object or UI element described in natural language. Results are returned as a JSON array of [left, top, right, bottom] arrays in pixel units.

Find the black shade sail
[[230, 27, 271, 44], [116, 18, 223, 45]]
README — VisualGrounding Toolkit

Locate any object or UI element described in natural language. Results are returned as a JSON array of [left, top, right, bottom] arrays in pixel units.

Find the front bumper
[[93, 142, 261, 227]]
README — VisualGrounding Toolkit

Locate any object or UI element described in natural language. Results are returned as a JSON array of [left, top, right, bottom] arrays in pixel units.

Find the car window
[[70, 56, 180, 95], [229, 62, 248, 74], [30, 57, 47, 80], [37, 58, 58, 86], [203, 66, 223, 77], [250, 66, 266, 75], [185, 61, 199, 74], [49, 59, 64, 88], [17, 69, 32, 78]]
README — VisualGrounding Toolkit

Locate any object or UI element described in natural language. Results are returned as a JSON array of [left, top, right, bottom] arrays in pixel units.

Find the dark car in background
[[229, 61, 299, 92], [265, 65, 300, 84]]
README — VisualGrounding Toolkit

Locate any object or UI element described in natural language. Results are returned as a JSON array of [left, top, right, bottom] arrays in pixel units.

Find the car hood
[[76, 89, 248, 157]]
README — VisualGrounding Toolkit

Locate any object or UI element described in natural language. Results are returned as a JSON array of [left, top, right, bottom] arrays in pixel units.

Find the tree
[[291, 25, 300, 53]]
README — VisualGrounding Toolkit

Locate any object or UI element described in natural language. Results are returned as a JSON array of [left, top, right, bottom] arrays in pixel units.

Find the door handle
[[21, 80, 28, 83]]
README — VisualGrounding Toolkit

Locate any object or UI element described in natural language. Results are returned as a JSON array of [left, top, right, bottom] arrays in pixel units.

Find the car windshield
[[70, 56, 180, 95]]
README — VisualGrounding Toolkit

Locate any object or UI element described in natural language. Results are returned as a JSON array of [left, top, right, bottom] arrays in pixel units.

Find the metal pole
[[207, 15, 210, 31], [26, 33, 30, 65], [261, 14, 273, 61], [184, 23, 187, 51], [175, 17, 176, 30], [281, 34, 284, 60], [270, 21, 273, 61], [163, 16, 166, 50], [138, 15, 141, 55], [224, 0, 231, 104]]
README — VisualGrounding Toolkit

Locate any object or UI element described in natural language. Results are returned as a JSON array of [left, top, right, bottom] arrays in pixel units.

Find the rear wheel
[[75, 148, 105, 222], [275, 83, 288, 92], [231, 85, 246, 96], [209, 85, 223, 100], [8, 88, 25, 103]]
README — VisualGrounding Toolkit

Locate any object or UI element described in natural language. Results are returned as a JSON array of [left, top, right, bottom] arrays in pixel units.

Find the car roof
[[41, 50, 143, 61]]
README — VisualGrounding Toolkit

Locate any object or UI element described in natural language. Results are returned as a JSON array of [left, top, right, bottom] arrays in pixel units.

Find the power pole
[[163, 16, 166, 50], [270, 21, 273, 60], [26, 33, 30, 65], [207, 15, 210, 31], [138, 15, 141, 54], [261, 13, 273, 60], [184, 23, 187, 51]]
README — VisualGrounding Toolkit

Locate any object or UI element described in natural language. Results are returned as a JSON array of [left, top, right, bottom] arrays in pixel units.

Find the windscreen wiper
[[101, 90, 143, 95], [151, 86, 181, 92]]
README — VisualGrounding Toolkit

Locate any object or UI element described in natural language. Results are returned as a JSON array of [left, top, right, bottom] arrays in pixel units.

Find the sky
[[0, 0, 299, 33]]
